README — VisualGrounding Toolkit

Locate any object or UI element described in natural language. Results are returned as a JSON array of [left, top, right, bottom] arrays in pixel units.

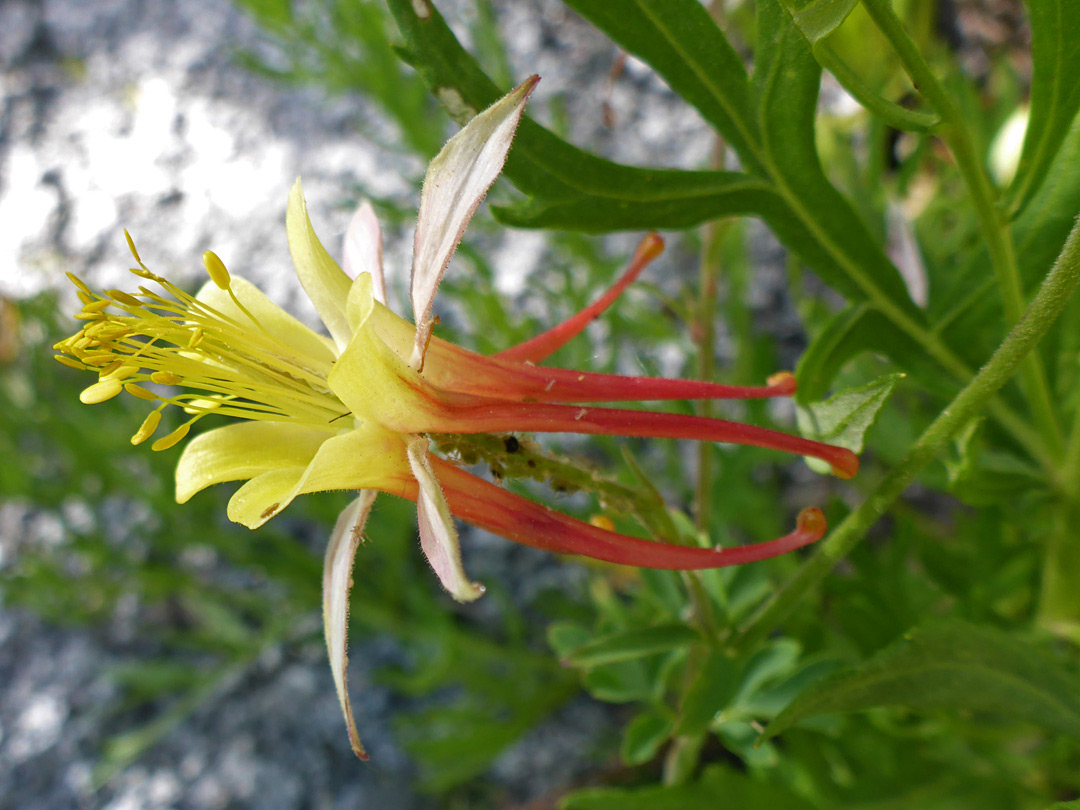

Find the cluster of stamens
[[53, 234, 345, 450]]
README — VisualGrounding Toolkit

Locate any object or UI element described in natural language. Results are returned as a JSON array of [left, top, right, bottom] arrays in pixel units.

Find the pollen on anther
[[203, 251, 232, 290], [131, 410, 162, 445], [80, 379, 123, 404], [152, 423, 190, 452]]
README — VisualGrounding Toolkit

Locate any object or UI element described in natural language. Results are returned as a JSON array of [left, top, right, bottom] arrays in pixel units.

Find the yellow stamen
[[124, 229, 143, 264], [152, 423, 190, 451], [107, 290, 142, 307], [82, 299, 113, 313], [124, 383, 158, 401], [131, 410, 162, 445], [80, 379, 123, 404], [150, 371, 182, 385], [55, 355, 85, 370], [103, 365, 139, 382], [202, 251, 232, 290], [66, 272, 92, 295]]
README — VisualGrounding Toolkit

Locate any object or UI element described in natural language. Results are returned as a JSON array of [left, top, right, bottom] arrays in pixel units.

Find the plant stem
[[729, 215, 1080, 654], [860, 0, 1064, 453]]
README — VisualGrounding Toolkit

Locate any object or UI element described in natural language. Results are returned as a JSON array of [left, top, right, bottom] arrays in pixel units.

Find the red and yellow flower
[[55, 77, 856, 759]]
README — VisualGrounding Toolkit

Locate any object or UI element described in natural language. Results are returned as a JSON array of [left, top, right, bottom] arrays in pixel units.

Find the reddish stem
[[495, 233, 663, 364], [432, 459, 827, 568]]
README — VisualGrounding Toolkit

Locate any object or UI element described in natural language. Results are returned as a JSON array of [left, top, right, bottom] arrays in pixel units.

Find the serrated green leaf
[[1006, 0, 1080, 216], [621, 709, 673, 765], [560, 764, 816, 810], [563, 624, 699, 668], [797, 373, 904, 472], [763, 619, 1080, 741]]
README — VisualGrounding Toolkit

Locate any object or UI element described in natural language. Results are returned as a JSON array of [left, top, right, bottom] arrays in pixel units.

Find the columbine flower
[[55, 77, 857, 759]]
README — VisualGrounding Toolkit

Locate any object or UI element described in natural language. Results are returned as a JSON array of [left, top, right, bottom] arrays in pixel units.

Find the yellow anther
[[66, 272, 92, 295], [124, 229, 143, 263], [54, 355, 85, 371], [588, 514, 616, 532], [82, 299, 112, 313], [74, 311, 105, 321], [188, 327, 203, 348], [202, 250, 231, 290], [98, 359, 123, 377], [151, 423, 190, 451], [150, 371, 182, 385], [131, 409, 162, 445], [129, 266, 156, 280], [124, 383, 158, 401], [80, 379, 123, 404], [108, 289, 141, 307], [81, 353, 116, 366], [77, 291, 93, 306], [105, 365, 139, 381]]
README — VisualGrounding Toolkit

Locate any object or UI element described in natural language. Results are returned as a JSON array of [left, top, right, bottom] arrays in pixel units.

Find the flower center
[[54, 240, 346, 451]]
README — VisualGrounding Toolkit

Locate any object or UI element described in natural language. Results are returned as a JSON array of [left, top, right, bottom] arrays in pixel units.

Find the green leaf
[[558, 0, 762, 169], [387, 0, 773, 230], [560, 764, 816, 810], [1005, 0, 1080, 215], [796, 373, 904, 472], [764, 619, 1080, 741], [1048, 801, 1080, 809], [785, 0, 858, 42], [621, 709, 673, 765], [674, 651, 741, 737], [563, 624, 700, 668], [812, 42, 940, 133]]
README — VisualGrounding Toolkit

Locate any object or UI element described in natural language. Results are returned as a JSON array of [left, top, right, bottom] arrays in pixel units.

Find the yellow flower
[[56, 77, 856, 759]]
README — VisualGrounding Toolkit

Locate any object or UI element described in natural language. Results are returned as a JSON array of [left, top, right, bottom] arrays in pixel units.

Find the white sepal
[[323, 489, 379, 760], [342, 200, 387, 305], [409, 76, 537, 368], [405, 437, 485, 602]]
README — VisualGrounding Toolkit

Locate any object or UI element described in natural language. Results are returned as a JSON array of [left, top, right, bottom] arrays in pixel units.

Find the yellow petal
[[329, 299, 437, 433], [407, 437, 484, 602], [287, 179, 353, 351], [323, 490, 379, 760], [175, 421, 335, 504], [226, 424, 411, 529], [195, 276, 337, 366]]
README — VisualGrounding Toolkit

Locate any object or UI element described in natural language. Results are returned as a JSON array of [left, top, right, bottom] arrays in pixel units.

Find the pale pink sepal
[[342, 200, 387, 305], [405, 438, 485, 602], [409, 75, 538, 369], [323, 489, 379, 761]]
